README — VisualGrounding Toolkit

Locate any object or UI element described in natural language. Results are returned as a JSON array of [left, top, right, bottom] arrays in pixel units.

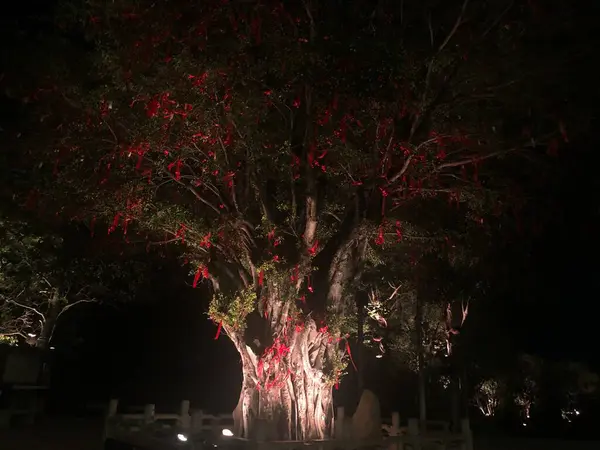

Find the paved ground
[[1, 417, 104, 450], [2, 418, 600, 450]]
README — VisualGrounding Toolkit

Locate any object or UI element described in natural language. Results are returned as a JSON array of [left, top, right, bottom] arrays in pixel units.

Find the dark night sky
[[2, 0, 600, 418], [47, 254, 243, 413]]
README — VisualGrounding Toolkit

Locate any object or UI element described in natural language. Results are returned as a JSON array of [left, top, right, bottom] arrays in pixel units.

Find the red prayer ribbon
[[346, 340, 358, 371], [192, 266, 202, 288]]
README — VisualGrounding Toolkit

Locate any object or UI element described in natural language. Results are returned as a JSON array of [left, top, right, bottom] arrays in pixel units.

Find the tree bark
[[224, 290, 342, 440], [356, 291, 367, 391], [416, 294, 427, 424], [36, 291, 61, 350]]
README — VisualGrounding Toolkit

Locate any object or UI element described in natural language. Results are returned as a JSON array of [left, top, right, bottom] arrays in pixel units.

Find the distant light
[[28, 333, 36, 338], [177, 434, 188, 442], [50, 346, 55, 350], [575, 409, 580, 416], [522, 423, 527, 427], [375, 354, 383, 359], [222, 428, 233, 437]]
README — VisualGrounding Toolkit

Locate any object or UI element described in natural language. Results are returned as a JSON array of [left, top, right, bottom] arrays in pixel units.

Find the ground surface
[[1, 417, 104, 450], [1, 418, 599, 450]]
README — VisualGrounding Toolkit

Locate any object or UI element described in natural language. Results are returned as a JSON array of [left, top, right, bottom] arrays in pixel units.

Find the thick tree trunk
[[224, 291, 342, 440]]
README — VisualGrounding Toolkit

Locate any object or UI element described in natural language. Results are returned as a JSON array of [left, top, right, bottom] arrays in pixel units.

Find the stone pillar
[[180, 400, 191, 431], [143, 404, 155, 425]]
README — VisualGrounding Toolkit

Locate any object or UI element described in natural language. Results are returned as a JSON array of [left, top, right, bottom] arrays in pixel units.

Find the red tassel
[[259, 270, 264, 286], [346, 340, 358, 371], [214, 321, 222, 340], [193, 266, 202, 288], [375, 226, 385, 246], [108, 213, 120, 234], [395, 220, 402, 242], [380, 187, 388, 217]]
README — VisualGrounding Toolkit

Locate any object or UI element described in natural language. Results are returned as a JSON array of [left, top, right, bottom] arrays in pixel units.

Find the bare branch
[[324, 211, 342, 224], [46, 298, 98, 345], [428, 14, 434, 47], [438, 0, 470, 53], [302, 86, 318, 252], [435, 148, 517, 171], [163, 170, 222, 215], [56, 298, 97, 321], [408, 0, 470, 142], [0, 331, 29, 339], [387, 283, 402, 302], [102, 120, 119, 146], [6, 298, 46, 321], [386, 151, 418, 187], [218, 137, 240, 213], [302, 0, 317, 42], [252, 174, 276, 224], [480, 1, 514, 40]]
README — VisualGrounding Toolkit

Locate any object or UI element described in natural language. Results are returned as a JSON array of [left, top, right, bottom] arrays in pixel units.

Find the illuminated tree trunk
[[36, 291, 61, 350], [223, 290, 342, 440]]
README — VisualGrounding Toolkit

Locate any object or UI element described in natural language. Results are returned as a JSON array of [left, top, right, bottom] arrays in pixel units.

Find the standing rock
[[352, 389, 381, 440]]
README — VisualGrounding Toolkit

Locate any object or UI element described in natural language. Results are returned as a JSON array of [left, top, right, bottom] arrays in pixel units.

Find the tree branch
[[252, 173, 276, 224], [7, 298, 46, 322], [480, 1, 514, 40], [302, 86, 317, 252], [387, 155, 413, 185], [0, 331, 29, 339], [302, 0, 317, 42], [435, 148, 518, 171], [217, 136, 240, 213], [438, 0, 469, 53], [408, 0, 470, 142], [56, 298, 97, 321], [46, 298, 98, 346], [163, 170, 222, 215], [327, 227, 368, 314]]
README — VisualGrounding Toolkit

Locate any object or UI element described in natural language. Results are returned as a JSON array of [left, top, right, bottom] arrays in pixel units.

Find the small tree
[[0, 216, 146, 349], [474, 378, 503, 417]]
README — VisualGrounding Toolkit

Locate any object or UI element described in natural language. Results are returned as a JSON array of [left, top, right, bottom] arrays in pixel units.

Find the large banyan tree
[[5, 0, 582, 440]]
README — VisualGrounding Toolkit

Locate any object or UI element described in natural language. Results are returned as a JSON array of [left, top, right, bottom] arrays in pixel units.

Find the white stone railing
[[333, 406, 473, 450], [104, 399, 473, 450], [104, 398, 233, 439]]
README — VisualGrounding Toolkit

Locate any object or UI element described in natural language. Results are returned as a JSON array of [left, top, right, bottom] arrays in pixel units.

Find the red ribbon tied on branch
[[346, 340, 358, 371], [214, 321, 223, 340]]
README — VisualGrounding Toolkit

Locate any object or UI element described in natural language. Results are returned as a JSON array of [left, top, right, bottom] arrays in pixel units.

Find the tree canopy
[[0, 0, 591, 439]]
